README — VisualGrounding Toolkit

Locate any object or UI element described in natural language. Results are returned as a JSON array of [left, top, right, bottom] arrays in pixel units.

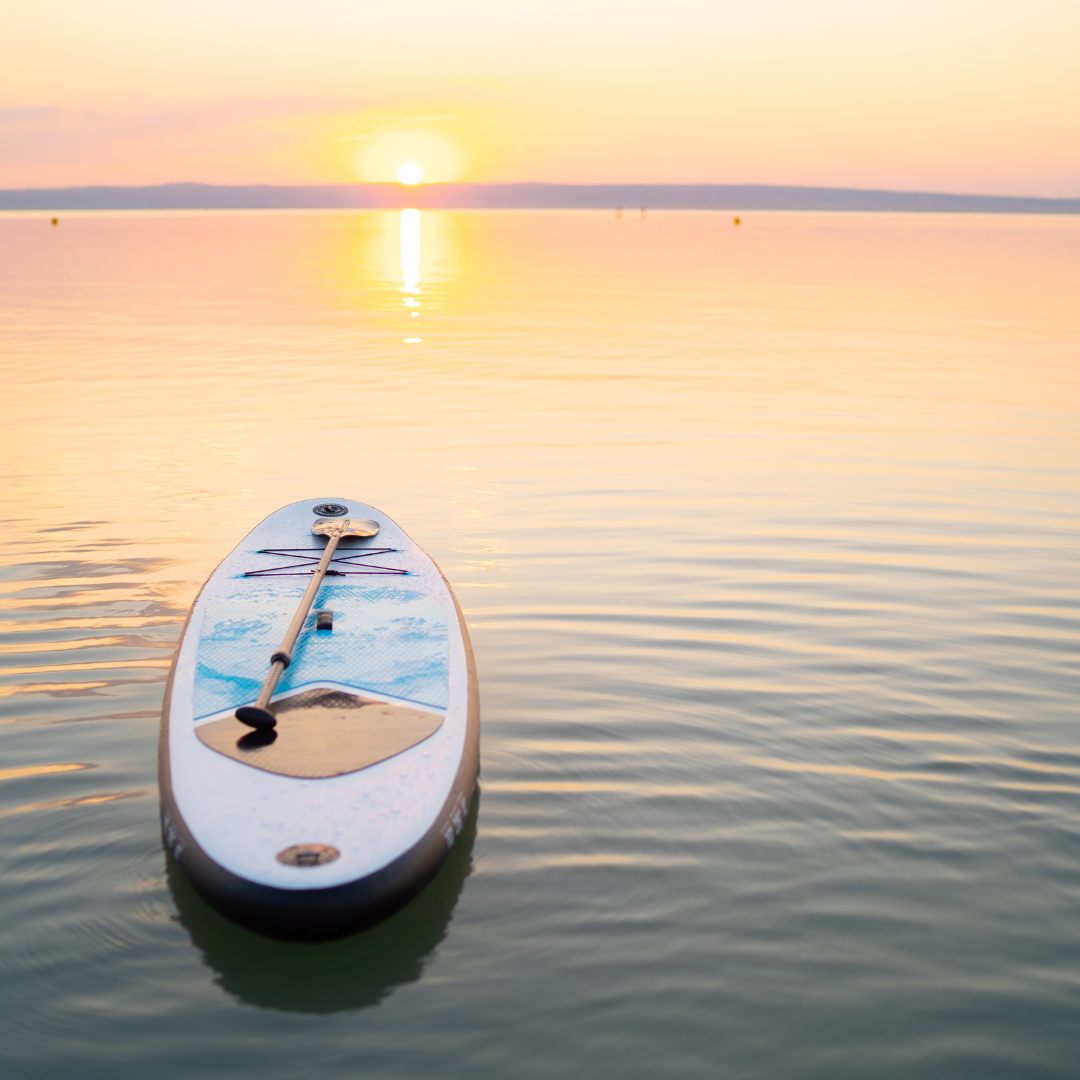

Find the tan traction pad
[[196, 688, 443, 778]]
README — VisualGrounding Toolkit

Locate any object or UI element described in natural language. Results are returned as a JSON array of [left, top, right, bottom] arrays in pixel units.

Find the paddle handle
[[242, 525, 345, 722]]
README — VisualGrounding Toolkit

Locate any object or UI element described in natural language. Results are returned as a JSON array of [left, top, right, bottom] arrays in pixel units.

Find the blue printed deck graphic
[[194, 581, 448, 719]]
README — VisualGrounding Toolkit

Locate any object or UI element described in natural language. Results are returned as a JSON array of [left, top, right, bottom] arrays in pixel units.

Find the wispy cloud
[[0, 96, 455, 186], [0, 107, 64, 126]]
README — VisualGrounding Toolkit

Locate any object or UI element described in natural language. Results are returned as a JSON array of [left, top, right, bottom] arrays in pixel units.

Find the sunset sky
[[2, 0, 1077, 196]]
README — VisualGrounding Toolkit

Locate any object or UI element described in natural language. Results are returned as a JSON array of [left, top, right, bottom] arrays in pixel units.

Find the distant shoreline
[[1, 182, 1077, 214]]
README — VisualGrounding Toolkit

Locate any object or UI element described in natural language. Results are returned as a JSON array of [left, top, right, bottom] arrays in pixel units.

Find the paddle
[[235, 516, 381, 730]]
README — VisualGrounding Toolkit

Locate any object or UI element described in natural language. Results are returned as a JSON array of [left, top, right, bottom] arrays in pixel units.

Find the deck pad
[[195, 689, 444, 778]]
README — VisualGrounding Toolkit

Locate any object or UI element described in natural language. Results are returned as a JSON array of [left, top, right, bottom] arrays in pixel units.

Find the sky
[[1, 0, 1077, 196]]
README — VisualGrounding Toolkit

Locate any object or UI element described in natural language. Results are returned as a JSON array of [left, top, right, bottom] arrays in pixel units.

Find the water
[[1, 209, 1079, 1078]]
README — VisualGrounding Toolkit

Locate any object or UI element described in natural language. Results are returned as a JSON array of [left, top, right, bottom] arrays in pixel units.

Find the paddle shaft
[[251, 524, 345, 711]]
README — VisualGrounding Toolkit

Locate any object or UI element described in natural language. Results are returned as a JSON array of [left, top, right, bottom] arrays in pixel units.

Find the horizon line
[[1, 181, 1077, 214], [2, 179, 1078, 200]]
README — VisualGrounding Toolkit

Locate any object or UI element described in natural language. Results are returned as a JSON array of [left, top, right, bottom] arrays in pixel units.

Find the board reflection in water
[[166, 793, 479, 1014]]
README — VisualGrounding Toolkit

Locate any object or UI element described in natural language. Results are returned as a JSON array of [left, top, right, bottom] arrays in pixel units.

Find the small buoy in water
[[51, 217, 58, 226], [640, 206, 646, 218], [734, 217, 741, 226], [616, 207, 621, 217]]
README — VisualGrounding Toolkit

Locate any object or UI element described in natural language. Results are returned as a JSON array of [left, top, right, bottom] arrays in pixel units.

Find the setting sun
[[396, 162, 424, 186], [354, 132, 462, 185]]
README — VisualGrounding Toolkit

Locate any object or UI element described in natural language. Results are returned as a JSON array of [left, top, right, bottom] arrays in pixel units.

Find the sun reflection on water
[[400, 209, 420, 295], [400, 208, 423, 342]]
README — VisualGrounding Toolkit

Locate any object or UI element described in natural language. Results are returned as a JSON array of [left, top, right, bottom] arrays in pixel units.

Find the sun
[[396, 162, 424, 186], [355, 133, 461, 184]]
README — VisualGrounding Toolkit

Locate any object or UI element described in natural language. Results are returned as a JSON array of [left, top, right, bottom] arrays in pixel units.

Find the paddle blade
[[236, 705, 277, 730], [311, 517, 380, 539]]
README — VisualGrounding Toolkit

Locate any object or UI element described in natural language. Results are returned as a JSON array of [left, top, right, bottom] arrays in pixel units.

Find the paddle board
[[159, 498, 479, 941]]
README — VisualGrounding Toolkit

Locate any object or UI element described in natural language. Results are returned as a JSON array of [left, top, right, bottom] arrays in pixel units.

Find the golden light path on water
[[0, 209, 1078, 1077], [400, 208, 423, 341]]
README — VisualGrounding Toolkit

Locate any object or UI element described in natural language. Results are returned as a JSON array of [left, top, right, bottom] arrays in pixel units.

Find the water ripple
[[1, 210, 1079, 1078]]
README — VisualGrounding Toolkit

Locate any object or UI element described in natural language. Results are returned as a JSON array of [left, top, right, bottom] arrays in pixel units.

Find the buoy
[[616, 207, 621, 217], [51, 217, 58, 226], [640, 207, 646, 218], [734, 217, 741, 226]]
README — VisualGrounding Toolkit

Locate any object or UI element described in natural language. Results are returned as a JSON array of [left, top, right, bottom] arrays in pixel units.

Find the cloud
[[0, 107, 64, 125], [0, 97, 441, 185]]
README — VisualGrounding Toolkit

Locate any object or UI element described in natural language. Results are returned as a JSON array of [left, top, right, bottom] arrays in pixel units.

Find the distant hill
[[1, 182, 1077, 214]]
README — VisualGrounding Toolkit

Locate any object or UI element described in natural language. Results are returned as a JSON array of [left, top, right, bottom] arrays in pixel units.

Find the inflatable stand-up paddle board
[[159, 499, 479, 941]]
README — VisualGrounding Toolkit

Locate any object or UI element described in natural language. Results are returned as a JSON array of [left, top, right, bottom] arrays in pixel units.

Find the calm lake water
[[1, 209, 1078, 1078]]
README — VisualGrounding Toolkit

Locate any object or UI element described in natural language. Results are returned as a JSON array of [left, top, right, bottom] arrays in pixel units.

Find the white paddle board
[[159, 499, 479, 940]]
